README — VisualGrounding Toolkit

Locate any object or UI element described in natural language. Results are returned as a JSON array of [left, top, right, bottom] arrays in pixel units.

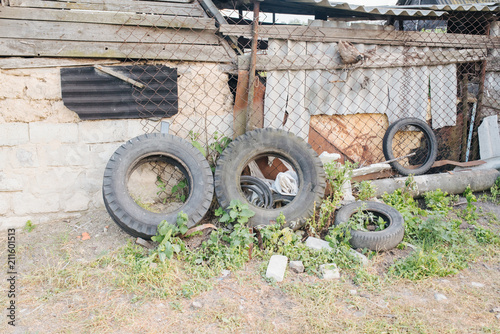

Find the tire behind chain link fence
[[383, 118, 438, 176]]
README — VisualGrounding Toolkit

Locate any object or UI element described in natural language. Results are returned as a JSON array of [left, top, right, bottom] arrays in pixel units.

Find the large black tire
[[334, 201, 404, 251], [214, 128, 326, 230], [382, 117, 437, 176], [102, 133, 214, 239]]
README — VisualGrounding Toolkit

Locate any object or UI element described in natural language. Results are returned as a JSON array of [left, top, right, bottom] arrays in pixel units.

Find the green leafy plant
[[424, 189, 457, 214], [215, 199, 255, 225], [347, 206, 387, 232], [323, 161, 358, 200], [461, 185, 478, 222], [24, 220, 35, 232], [151, 212, 189, 262], [354, 181, 376, 201], [190, 130, 231, 171], [171, 179, 188, 202]]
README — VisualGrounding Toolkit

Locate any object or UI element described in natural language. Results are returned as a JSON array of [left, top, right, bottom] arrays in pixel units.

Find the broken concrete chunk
[[305, 237, 332, 251], [320, 263, 340, 279], [266, 255, 288, 282], [135, 237, 154, 249], [352, 163, 392, 178], [289, 260, 305, 273], [342, 180, 355, 201], [319, 152, 341, 164]]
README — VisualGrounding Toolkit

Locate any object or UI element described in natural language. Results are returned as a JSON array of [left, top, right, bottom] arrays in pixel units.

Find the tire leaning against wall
[[102, 133, 214, 239], [214, 128, 326, 230]]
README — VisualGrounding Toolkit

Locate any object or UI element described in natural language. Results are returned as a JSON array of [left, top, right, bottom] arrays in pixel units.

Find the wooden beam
[[239, 48, 487, 71], [0, 38, 234, 62], [0, 6, 215, 30], [220, 24, 500, 49], [0, 18, 221, 44], [8, 0, 204, 17], [0, 57, 121, 69]]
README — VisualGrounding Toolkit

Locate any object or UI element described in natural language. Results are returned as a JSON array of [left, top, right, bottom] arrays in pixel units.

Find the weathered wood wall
[[0, 0, 235, 62]]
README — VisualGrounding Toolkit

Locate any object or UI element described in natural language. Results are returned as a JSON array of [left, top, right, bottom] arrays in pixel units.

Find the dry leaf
[[81, 232, 91, 241]]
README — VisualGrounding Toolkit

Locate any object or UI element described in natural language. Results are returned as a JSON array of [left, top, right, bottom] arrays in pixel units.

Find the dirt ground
[[1, 200, 499, 334]]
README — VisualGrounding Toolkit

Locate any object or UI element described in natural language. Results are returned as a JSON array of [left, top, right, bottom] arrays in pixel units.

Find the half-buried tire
[[334, 201, 404, 251], [102, 133, 214, 239]]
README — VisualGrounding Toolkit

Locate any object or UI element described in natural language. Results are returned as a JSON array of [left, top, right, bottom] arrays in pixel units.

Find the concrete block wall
[[0, 61, 234, 230], [0, 120, 145, 229]]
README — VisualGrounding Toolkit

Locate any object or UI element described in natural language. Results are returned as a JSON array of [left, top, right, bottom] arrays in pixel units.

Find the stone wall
[[0, 60, 234, 230]]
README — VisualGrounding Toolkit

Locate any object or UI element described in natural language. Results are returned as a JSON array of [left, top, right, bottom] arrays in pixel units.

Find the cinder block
[[79, 120, 129, 144], [30, 123, 78, 143], [39, 143, 90, 167], [89, 143, 122, 167], [30, 168, 84, 195], [0, 123, 29, 146], [0, 193, 12, 215], [266, 255, 288, 282], [0, 216, 33, 230], [63, 192, 90, 212], [320, 263, 341, 280], [0, 172, 24, 192], [15, 147, 39, 168], [12, 192, 60, 215], [305, 237, 332, 251]]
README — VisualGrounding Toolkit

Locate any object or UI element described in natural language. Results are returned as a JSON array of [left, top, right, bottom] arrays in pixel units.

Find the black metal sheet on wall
[[61, 65, 178, 120]]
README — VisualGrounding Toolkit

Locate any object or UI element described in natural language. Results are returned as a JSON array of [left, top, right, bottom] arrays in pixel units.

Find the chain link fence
[[109, 0, 499, 211]]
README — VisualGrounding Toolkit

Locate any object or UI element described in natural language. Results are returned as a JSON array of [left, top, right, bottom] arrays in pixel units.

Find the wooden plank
[[8, 0, 204, 17], [0, 57, 121, 69], [0, 6, 215, 30], [0, 38, 234, 62], [221, 24, 499, 49], [0, 18, 220, 44], [50, 0, 192, 5], [238, 48, 487, 71]]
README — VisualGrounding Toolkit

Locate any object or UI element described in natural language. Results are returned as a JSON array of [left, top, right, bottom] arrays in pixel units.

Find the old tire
[[334, 201, 404, 251], [102, 133, 214, 239], [214, 128, 326, 229], [382, 118, 437, 176]]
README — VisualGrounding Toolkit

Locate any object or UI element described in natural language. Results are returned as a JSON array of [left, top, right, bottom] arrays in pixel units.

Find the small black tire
[[382, 118, 437, 175], [214, 128, 326, 230], [334, 201, 404, 251], [102, 133, 214, 239]]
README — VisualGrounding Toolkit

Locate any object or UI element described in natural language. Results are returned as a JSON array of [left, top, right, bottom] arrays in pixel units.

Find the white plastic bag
[[273, 170, 298, 196]]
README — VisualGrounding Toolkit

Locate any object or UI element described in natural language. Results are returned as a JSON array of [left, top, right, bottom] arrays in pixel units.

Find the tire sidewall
[[215, 129, 325, 229], [103, 133, 213, 237], [334, 201, 405, 250], [383, 117, 437, 176]]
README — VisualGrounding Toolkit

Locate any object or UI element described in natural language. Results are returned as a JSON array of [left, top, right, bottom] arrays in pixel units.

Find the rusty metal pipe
[[245, 0, 260, 132]]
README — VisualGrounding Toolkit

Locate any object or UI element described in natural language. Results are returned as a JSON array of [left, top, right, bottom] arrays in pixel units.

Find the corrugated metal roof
[[298, 1, 499, 17], [251, 0, 499, 18], [61, 65, 178, 120]]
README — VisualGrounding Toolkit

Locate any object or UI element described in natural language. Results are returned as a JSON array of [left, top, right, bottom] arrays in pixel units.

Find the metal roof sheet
[[254, 0, 499, 18]]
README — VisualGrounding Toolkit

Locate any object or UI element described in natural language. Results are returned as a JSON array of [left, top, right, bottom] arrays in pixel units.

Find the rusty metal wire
[[110, 1, 499, 208]]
